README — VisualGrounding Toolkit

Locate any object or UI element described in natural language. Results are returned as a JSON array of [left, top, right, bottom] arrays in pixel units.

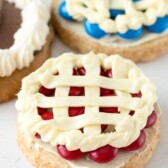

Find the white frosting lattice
[[16, 53, 157, 152]]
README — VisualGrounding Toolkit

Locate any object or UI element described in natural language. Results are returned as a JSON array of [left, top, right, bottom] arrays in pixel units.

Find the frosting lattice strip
[[38, 112, 133, 131], [40, 73, 141, 93], [35, 93, 143, 110]]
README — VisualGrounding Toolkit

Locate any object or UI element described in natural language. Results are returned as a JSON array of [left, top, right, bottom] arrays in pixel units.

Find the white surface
[[0, 38, 168, 168]]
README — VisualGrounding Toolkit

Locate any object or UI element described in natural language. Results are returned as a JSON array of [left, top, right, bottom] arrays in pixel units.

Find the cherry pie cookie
[[0, 0, 54, 103], [16, 53, 160, 168], [52, 0, 168, 62]]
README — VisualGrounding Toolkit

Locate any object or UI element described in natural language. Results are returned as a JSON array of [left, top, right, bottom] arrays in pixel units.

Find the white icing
[[16, 53, 157, 153], [11, 44, 34, 69], [66, 0, 168, 33], [109, 0, 158, 10], [0, 0, 50, 77], [56, 8, 168, 47], [0, 50, 16, 77]]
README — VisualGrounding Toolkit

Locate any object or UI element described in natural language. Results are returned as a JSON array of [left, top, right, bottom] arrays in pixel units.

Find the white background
[[0, 38, 168, 168]]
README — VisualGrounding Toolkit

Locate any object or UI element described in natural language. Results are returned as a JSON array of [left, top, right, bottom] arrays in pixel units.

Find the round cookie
[[0, 0, 54, 103], [16, 52, 160, 168], [52, 0, 168, 62], [16, 108, 160, 168]]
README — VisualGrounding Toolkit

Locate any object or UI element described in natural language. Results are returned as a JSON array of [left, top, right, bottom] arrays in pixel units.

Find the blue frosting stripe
[[84, 19, 107, 39], [117, 27, 144, 40], [146, 15, 168, 33], [59, 1, 73, 21]]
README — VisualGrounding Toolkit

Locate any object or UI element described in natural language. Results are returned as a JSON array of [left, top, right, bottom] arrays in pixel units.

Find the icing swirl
[[0, 50, 16, 77], [0, 0, 50, 77], [16, 53, 157, 152]]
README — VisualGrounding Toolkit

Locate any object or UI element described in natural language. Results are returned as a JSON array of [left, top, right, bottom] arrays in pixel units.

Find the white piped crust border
[[0, 0, 50, 77], [66, 0, 168, 33], [16, 52, 157, 153]]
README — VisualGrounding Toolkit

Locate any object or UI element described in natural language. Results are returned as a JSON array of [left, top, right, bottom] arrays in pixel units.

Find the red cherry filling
[[129, 111, 135, 116], [101, 69, 113, 96], [131, 92, 142, 98], [69, 68, 84, 96], [57, 145, 84, 160], [69, 87, 84, 96], [101, 125, 108, 132], [68, 107, 84, 132], [41, 112, 54, 120], [100, 67, 106, 76], [122, 130, 146, 151], [38, 71, 59, 96], [37, 107, 47, 115], [39, 86, 55, 96], [77, 67, 86, 75], [100, 107, 118, 113], [100, 88, 114, 96], [68, 107, 85, 117], [100, 69, 114, 96], [145, 111, 157, 128], [35, 133, 41, 139], [105, 69, 113, 78], [72, 68, 77, 75], [88, 145, 118, 163]]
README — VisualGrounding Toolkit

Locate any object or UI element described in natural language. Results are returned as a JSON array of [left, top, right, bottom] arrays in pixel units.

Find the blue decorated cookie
[[58, 0, 168, 40]]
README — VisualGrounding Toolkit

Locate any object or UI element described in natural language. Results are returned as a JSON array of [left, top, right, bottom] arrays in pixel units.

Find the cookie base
[[0, 25, 55, 103], [52, 0, 168, 63], [16, 106, 160, 168]]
